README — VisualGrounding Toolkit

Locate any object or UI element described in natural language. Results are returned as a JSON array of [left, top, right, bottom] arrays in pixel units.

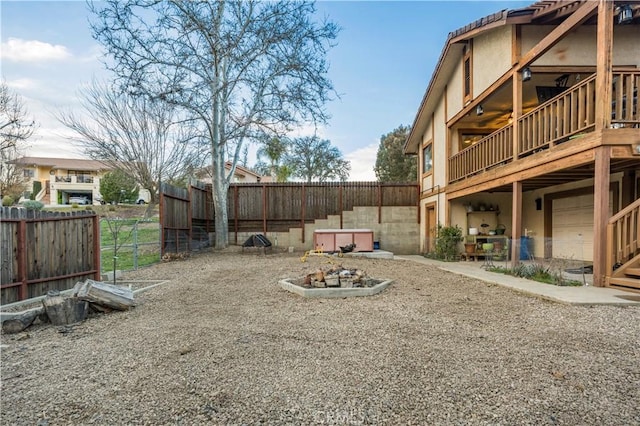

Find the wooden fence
[[160, 181, 419, 253], [1, 207, 101, 304]]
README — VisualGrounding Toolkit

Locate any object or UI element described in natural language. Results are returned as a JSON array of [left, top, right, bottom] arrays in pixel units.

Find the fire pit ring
[[278, 278, 393, 298]]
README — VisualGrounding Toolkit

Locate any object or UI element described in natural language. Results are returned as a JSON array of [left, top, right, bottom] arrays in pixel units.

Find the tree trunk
[[76, 279, 135, 311], [1, 308, 43, 334], [42, 291, 89, 326], [212, 176, 229, 249], [211, 131, 229, 249]]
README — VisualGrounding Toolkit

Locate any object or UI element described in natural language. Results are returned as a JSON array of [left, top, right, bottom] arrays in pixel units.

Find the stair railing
[[606, 198, 640, 283]]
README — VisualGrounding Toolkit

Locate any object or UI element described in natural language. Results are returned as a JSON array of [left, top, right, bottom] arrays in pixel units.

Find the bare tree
[[0, 144, 28, 201], [57, 81, 207, 211], [89, 0, 338, 248], [0, 82, 35, 199], [286, 136, 350, 182], [1, 81, 35, 154]]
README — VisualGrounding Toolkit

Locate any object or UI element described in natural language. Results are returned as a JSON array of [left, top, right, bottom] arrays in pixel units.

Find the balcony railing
[[54, 175, 94, 184], [448, 70, 639, 183], [606, 198, 640, 290], [449, 126, 513, 182], [519, 74, 596, 155], [611, 70, 639, 126]]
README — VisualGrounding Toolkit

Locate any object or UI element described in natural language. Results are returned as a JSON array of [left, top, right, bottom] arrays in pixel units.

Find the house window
[[23, 169, 34, 178], [422, 144, 433, 175], [463, 42, 472, 104], [459, 130, 492, 151]]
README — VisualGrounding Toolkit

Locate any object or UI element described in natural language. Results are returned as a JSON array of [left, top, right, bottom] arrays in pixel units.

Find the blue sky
[[1, 0, 530, 180]]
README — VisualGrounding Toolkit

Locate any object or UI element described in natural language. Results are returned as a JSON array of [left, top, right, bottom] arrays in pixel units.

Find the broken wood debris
[[302, 265, 370, 288], [1, 279, 135, 334], [74, 279, 135, 311]]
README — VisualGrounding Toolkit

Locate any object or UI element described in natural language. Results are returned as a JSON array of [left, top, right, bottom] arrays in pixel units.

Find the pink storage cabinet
[[313, 229, 374, 252]]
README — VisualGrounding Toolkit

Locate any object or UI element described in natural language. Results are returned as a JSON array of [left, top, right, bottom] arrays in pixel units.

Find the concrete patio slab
[[396, 255, 640, 306]]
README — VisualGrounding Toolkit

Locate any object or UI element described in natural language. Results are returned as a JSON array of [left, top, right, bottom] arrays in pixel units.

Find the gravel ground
[[2, 249, 639, 425]]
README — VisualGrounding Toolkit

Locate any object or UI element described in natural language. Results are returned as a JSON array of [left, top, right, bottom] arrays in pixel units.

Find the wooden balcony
[[449, 70, 639, 183]]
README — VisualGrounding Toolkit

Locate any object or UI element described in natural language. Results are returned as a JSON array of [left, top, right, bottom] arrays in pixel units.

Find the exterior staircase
[[609, 255, 640, 291], [34, 181, 50, 205], [606, 199, 640, 292]]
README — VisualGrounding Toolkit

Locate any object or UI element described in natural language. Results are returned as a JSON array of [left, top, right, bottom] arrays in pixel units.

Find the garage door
[[552, 194, 612, 262]]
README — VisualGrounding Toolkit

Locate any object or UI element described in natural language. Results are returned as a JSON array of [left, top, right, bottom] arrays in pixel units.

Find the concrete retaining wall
[[231, 206, 420, 255]]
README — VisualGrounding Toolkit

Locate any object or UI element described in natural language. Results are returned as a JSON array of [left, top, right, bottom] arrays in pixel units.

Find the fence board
[[160, 181, 419, 253], [0, 207, 100, 304]]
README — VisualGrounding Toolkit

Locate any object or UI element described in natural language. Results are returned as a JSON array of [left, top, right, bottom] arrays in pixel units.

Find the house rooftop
[[13, 156, 112, 171], [403, 0, 639, 154]]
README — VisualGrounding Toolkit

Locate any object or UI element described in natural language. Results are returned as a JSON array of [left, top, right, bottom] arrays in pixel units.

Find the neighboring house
[[195, 162, 268, 184], [404, 1, 639, 288], [12, 157, 112, 205]]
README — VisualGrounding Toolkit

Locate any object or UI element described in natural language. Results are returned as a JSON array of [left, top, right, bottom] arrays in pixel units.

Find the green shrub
[[85, 206, 93, 211], [430, 224, 463, 261], [71, 203, 79, 209], [22, 200, 44, 211], [2, 195, 14, 206]]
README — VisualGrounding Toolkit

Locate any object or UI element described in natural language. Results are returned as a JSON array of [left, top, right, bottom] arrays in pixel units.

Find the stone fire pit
[[279, 266, 392, 298]]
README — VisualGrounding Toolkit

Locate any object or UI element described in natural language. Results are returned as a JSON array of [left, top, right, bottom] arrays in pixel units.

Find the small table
[[481, 250, 495, 269]]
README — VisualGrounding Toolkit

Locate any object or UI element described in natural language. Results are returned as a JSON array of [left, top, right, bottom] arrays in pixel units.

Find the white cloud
[[77, 44, 104, 63], [1, 38, 72, 62], [345, 143, 377, 182], [5, 78, 39, 91], [23, 120, 86, 159]]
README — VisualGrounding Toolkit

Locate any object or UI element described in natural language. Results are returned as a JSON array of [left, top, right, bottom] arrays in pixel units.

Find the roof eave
[[404, 6, 535, 155]]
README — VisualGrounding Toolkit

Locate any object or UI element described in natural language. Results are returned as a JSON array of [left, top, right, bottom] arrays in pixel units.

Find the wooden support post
[[595, 0, 613, 131], [593, 145, 611, 287], [511, 181, 523, 267], [593, 1, 613, 286], [512, 71, 522, 159]]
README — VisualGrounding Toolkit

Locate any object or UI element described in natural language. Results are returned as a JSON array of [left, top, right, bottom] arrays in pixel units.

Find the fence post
[[301, 184, 306, 244], [188, 183, 193, 252], [93, 214, 101, 281], [234, 185, 239, 244], [17, 216, 27, 300], [377, 183, 382, 224], [339, 184, 343, 229], [133, 221, 139, 270], [262, 184, 267, 235]]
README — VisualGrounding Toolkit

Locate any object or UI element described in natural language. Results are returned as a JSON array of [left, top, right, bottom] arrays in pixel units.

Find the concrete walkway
[[396, 255, 640, 306]]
